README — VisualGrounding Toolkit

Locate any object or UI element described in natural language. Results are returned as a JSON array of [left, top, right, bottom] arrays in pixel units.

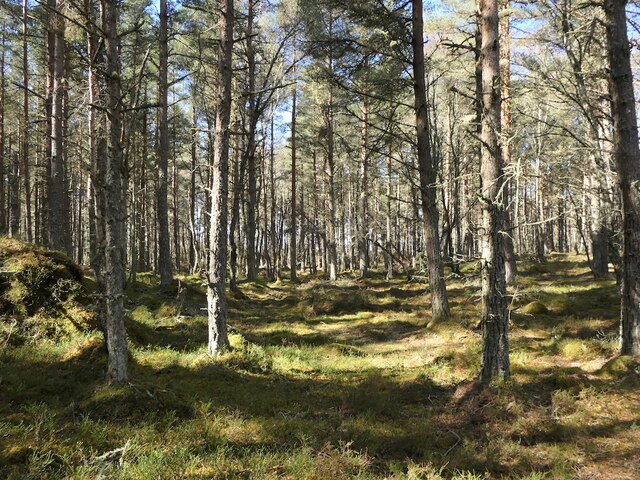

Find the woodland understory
[[1, 0, 640, 478], [1, 252, 639, 479]]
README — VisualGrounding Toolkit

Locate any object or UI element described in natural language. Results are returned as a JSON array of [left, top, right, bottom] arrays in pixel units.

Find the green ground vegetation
[[1, 243, 639, 479]]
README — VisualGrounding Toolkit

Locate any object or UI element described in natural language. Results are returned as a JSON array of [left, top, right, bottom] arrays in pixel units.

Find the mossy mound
[[220, 343, 273, 374], [298, 285, 373, 316], [0, 238, 97, 343], [519, 301, 550, 315], [83, 384, 194, 421], [0, 238, 84, 315], [597, 356, 639, 378]]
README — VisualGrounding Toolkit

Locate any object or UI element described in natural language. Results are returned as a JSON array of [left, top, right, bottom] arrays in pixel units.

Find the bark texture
[[22, 0, 32, 243], [290, 82, 298, 281], [48, 0, 70, 254], [245, 0, 258, 282], [499, 0, 517, 285], [358, 94, 369, 278], [604, 0, 640, 357], [326, 94, 338, 281], [478, 0, 510, 382], [411, 0, 450, 323], [157, 0, 173, 290], [207, 0, 234, 355], [0, 30, 5, 235], [101, 0, 128, 383]]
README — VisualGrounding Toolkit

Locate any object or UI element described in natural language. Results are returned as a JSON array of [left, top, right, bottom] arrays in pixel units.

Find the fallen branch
[[442, 429, 461, 457], [92, 440, 131, 464]]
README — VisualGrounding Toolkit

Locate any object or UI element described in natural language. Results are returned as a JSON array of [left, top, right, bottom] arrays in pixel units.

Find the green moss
[[125, 317, 154, 346], [0, 239, 95, 344], [2, 252, 83, 316], [131, 305, 154, 323], [61, 335, 105, 363], [558, 339, 594, 359], [155, 302, 178, 320], [519, 301, 550, 315], [597, 356, 637, 378], [83, 384, 193, 421], [220, 340, 273, 374]]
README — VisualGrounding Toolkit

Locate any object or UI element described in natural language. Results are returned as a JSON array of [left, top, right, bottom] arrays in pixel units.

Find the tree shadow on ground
[[2, 326, 639, 479]]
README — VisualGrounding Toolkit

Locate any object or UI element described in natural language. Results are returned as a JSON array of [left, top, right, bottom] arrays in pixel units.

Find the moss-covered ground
[[1, 253, 639, 479]]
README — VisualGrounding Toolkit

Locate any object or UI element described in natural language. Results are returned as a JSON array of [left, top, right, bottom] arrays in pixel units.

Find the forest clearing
[[1, 244, 639, 479]]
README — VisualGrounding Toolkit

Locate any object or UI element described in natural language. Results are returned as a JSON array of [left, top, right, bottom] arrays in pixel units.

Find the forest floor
[[1, 254, 640, 479]]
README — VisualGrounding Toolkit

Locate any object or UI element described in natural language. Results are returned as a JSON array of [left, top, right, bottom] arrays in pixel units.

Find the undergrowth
[[1, 252, 638, 479]]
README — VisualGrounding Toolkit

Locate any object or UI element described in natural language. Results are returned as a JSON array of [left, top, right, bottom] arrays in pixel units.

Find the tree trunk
[[560, 11, 612, 280], [207, 0, 234, 355], [358, 93, 369, 278], [310, 149, 318, 274], [260, 132, 269, 274], [270, 118, 280, 280], [478, 0, 510, 382], [411, 0, 450, 324], [245, 0, 258, 282], [21, 0, 33, 243], [535, 149, 545, 263], [499, 0, 517, 285], [85, 0, 99, 273], [326, 140, 338, 281], [603, 0, 640, 357], [10, 142, 20, 236], [590, 167, 610, 279], [189, 99, 199, 274], [0, 29, 5, 235], [386, 154, 393, 280], [338, 168, 347, 271], [138, 104, 150, 272], [172, 121, 180, 273], [230, 134, 246, 290], [48, 0, 70, 254], [101, 0, 128, 384], [290, 80, 298, 282], [156, 0, 173, 290]]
